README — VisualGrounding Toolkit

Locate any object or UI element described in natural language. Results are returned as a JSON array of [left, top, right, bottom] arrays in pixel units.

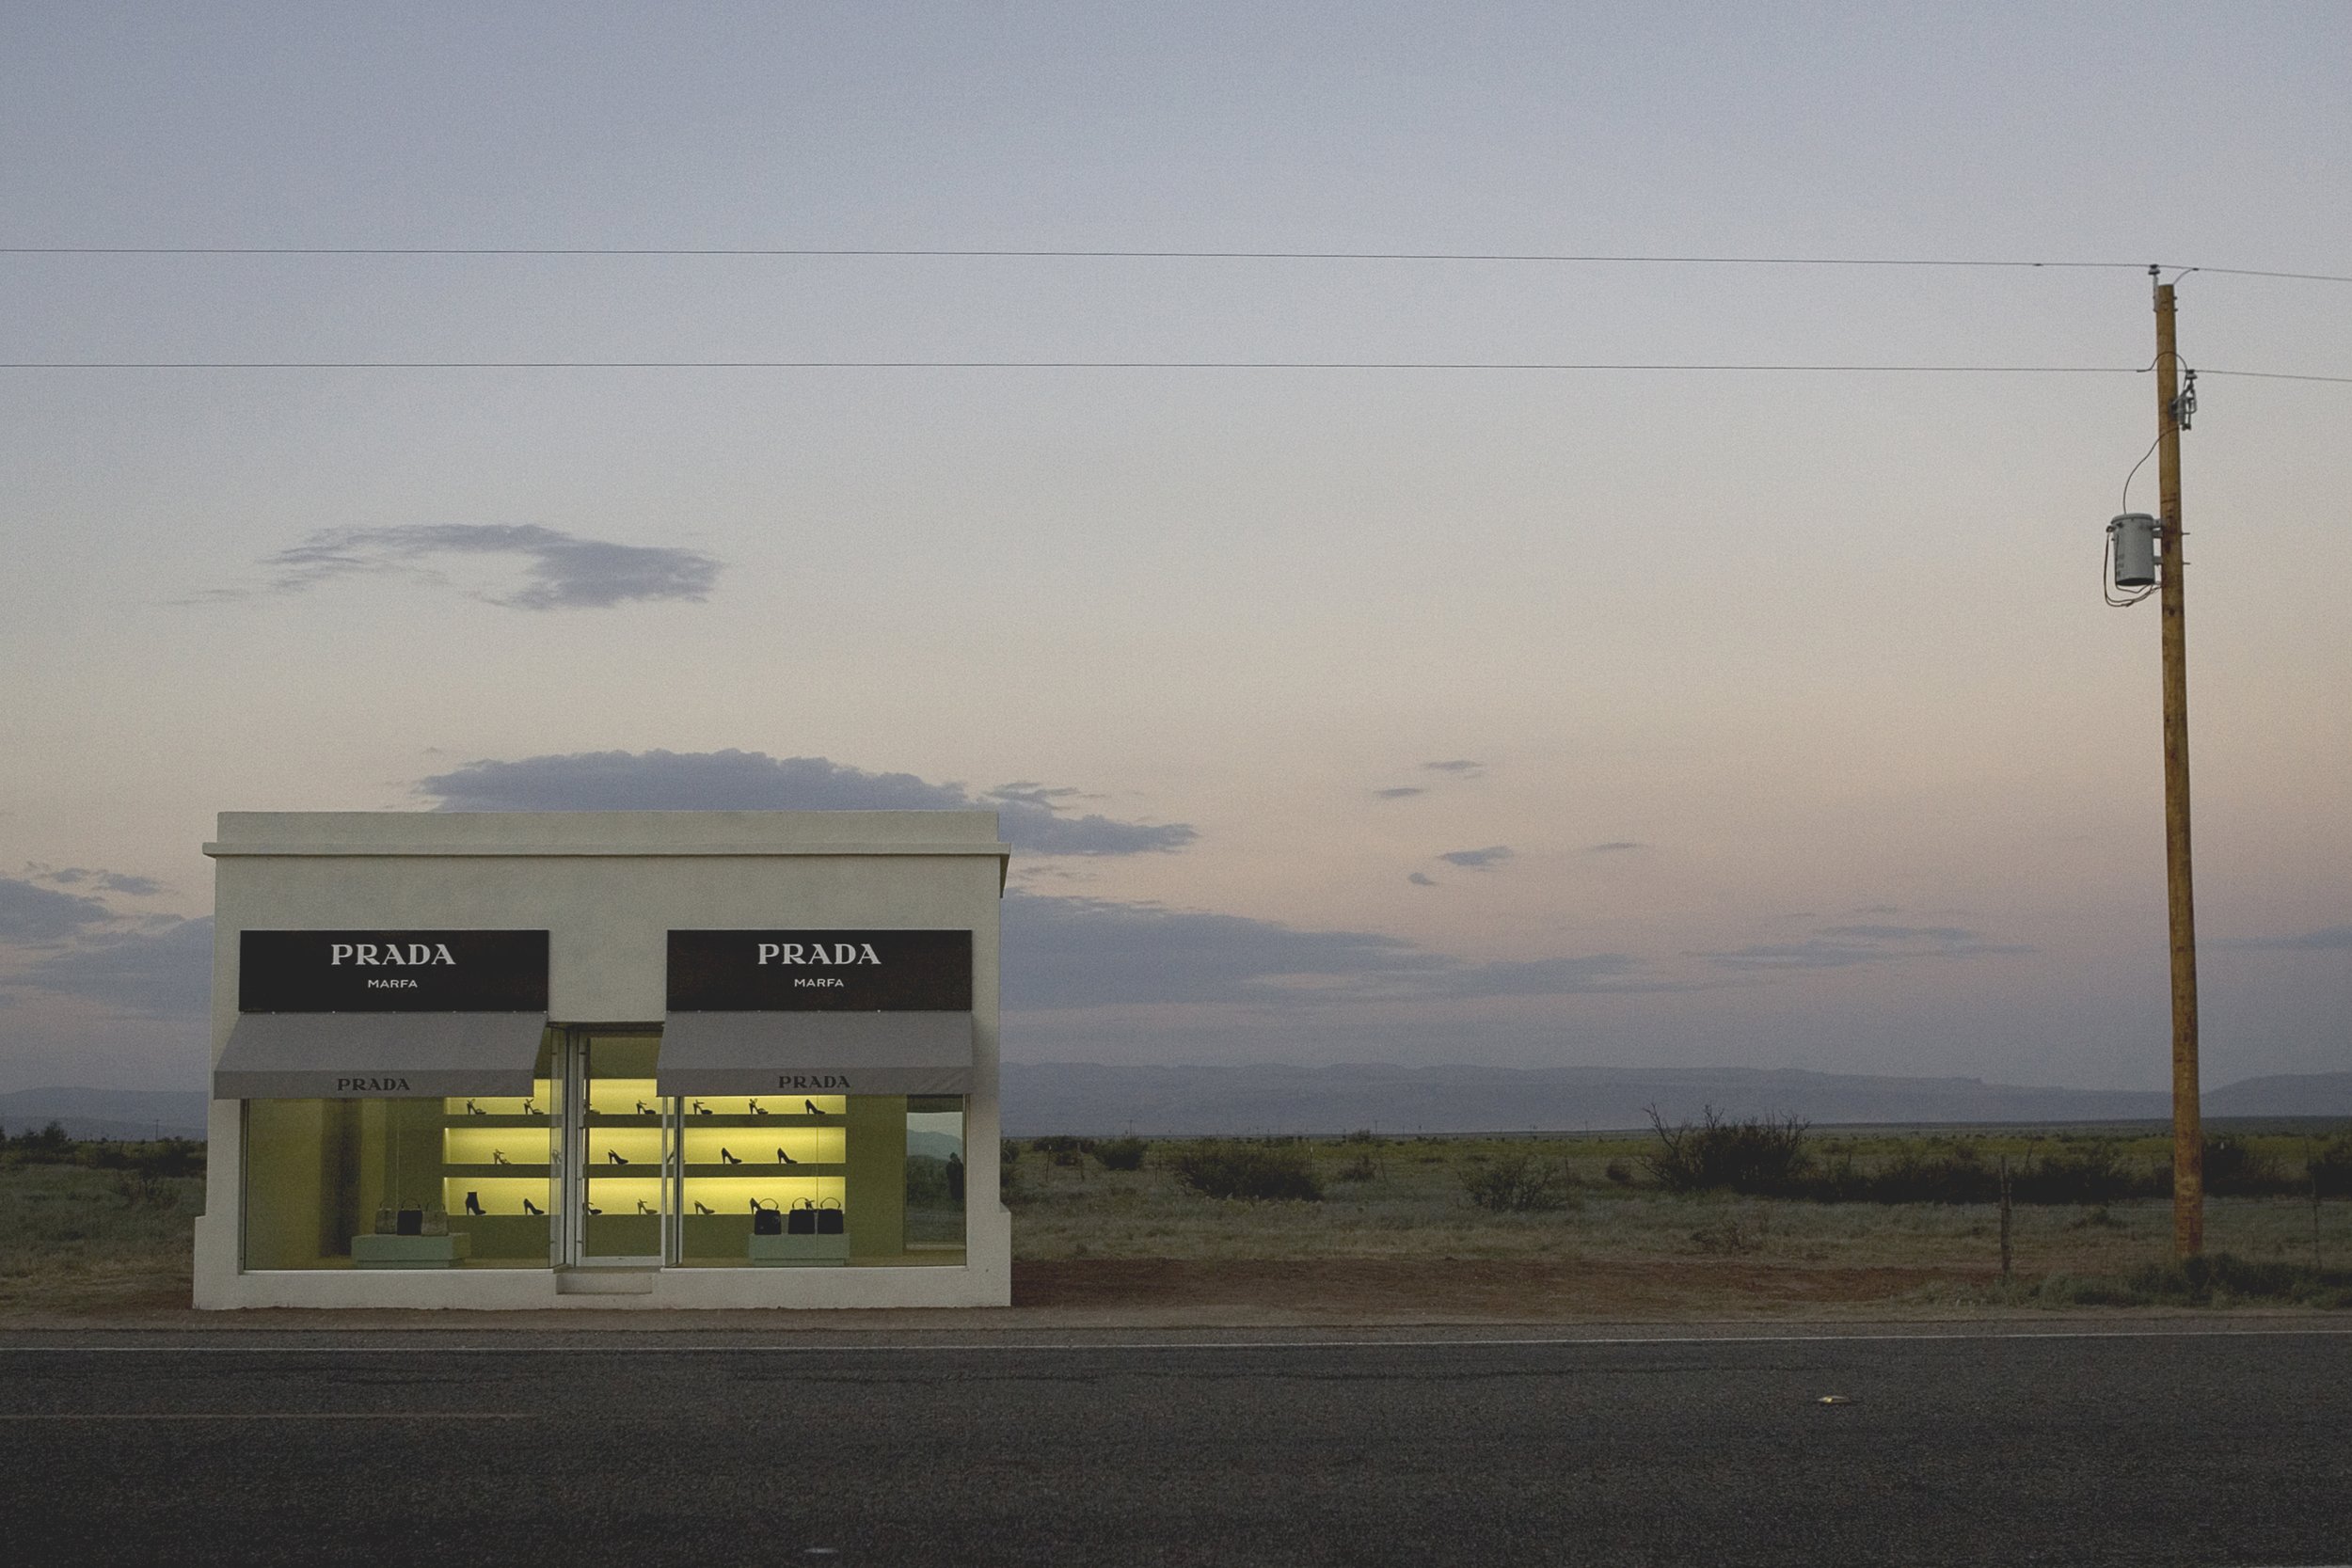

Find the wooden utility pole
[[2153, 271, 2203, 1258]]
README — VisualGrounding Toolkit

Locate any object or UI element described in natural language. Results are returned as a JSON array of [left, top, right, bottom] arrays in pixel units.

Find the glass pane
[[580, 1033, 665, 1258], [905, 1097, 967, 1253], [242, 1032, 555, 1270], [677, 1093, 847, 1267]]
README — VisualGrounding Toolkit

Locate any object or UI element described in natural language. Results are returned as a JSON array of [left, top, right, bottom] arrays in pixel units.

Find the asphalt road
[[2, 1326, 2347, 1567]]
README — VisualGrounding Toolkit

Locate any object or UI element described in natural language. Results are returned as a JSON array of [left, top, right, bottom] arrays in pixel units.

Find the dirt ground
[[1010, 1256, 1996, 1322], [0, 1255, 2093, 1334]]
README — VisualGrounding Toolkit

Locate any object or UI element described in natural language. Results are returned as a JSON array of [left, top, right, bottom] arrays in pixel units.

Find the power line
[[0, 358, 2156, 372], [2200, 367, 2352, 385], [7, 247, 2344, 283], [2185, 266, 2352, 286], [0, 247, 2162, 266]]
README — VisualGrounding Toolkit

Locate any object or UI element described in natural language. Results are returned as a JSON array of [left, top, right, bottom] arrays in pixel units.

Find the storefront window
[[905, 1097, 968, 1252], [242, 1037, 963, 1271], [243, 1046, 557, 1270], [675, 1094, 965, 1267]]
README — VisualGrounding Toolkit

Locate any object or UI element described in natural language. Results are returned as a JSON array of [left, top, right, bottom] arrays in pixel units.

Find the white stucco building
[[191, 811, 1011, 1309]]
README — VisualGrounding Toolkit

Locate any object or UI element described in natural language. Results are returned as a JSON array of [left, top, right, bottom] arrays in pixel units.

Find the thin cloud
[[9, 918, 214, 1019], [1695, 923, 2030, 971], [207, 523, 723, 610], [1373, 787, 1427, 800], [34, 867, 165, 895], [1407, 872, 1438, 887], [1423, 760, 1485, 776], [1003, 892, 1651, 1009], [1585, 841, 1645, 854], [2216, 926, 2352, 952], [0, 878, 118, 942], [1438, 846, 1514, 870], [417, 750, 1197, 857]]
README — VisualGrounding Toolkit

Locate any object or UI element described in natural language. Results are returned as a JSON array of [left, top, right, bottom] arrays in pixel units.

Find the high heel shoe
[[464, 1190, 485, 1216], [749, 1099, 768, 1116], [607, 1149, 628, 1164], [721, 1148, 743, 1165], [520, 1099, 535, 1116], [694, 1201, 714, 1215], [493, 1150, 511, 1166], [777, 1148, 796, 1164], [804, 1099, 823, 1116], [586, 1204, 603, 1215], [523, 1198, 544, 1216], [637, 1199, 655, 1215], [636, 1100, 653, 1116], [693, 1100, 713, 1116], [466, 1099, 486, 1117]]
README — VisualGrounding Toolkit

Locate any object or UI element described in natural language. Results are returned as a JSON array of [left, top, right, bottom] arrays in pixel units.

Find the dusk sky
[[4, 4, 2346, 1095]]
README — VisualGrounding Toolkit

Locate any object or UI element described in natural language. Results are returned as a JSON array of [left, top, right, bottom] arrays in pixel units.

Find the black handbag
[[816, 1197, 846, 1236], [395, 1207, 423, 1236], [752, 1200, 783, 1236], [787, 1199, 818, 1235]]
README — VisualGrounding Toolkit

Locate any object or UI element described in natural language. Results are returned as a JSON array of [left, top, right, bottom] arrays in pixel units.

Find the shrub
[[2202, 1135, 2292, 1197], [1461, 1151, 1578, 1212], [1642, 1105, 1811, 1196], [2309, 1136, 2352, 1198], [1093, 1136, 1148, 1173], [2013, 1140, 2156, 1206], [1843, 1141, 1999, 1205], [1603, 1160, 1634, 1186], [1688, 1212, 1766, 1254], [1334, 1152, 1379, 1183], [1168, 1141, 1324, 1202], [9, 1122, 75, 1164]]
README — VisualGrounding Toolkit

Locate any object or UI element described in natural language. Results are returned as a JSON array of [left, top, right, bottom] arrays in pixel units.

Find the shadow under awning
[[658, 1012, 975, 1098], [215, 1013, 549, 1099]]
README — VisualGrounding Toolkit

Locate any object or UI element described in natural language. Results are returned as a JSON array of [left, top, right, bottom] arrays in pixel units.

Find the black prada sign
[[238, 930, 549, 1012], [667, 929, 972, 1011]]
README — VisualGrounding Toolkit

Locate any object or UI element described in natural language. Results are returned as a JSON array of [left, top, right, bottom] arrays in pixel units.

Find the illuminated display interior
[[242, 1040, 961, 1271]]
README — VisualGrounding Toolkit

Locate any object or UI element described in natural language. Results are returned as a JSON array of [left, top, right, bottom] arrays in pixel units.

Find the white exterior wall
[[193, 811, 1011, 1310]]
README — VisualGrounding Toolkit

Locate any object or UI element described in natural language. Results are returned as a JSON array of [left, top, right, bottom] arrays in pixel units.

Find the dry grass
[[0, 1162, 202, 1314], [6, 1129, 2348, 1321], [1005, 1131, 2352, 1314]]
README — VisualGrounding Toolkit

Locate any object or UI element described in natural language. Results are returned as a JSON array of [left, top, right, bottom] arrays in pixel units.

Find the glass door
[[561, 1030, 670, 1266]]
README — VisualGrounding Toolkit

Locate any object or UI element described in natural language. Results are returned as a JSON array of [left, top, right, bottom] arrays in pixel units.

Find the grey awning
[[215, 1013, 548, 1099], [658, 1012, 974, 1097]]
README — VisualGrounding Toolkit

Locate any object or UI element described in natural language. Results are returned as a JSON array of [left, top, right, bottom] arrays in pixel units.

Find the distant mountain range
[[0, 1087, 210, 1142], [998, 1062, 2352, 1136], [5, 1068, 2346, 1143]]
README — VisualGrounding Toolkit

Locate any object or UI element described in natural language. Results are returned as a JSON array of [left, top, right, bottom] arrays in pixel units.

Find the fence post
[[1999, 1155, 2014, 1284], [2314, 1164, 2325, 1275]]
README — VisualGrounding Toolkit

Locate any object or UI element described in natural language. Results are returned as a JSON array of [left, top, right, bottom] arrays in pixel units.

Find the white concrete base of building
[[191, 1206, 1014, 1310]]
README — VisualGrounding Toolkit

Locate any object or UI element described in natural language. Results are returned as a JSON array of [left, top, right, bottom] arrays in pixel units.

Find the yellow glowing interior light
[[443, 1091, 549, 1117], [441, 1127, 551, 1166], [680, 1127, 844, 1165], [687, 1094, 846, 1117], [588, 1129, 666, 1166], [583, 1176, 666, 1211], [587, 1078, 663, 1116], [440, 1177, 556, 1216], [682, 1175, 845, 1212]]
